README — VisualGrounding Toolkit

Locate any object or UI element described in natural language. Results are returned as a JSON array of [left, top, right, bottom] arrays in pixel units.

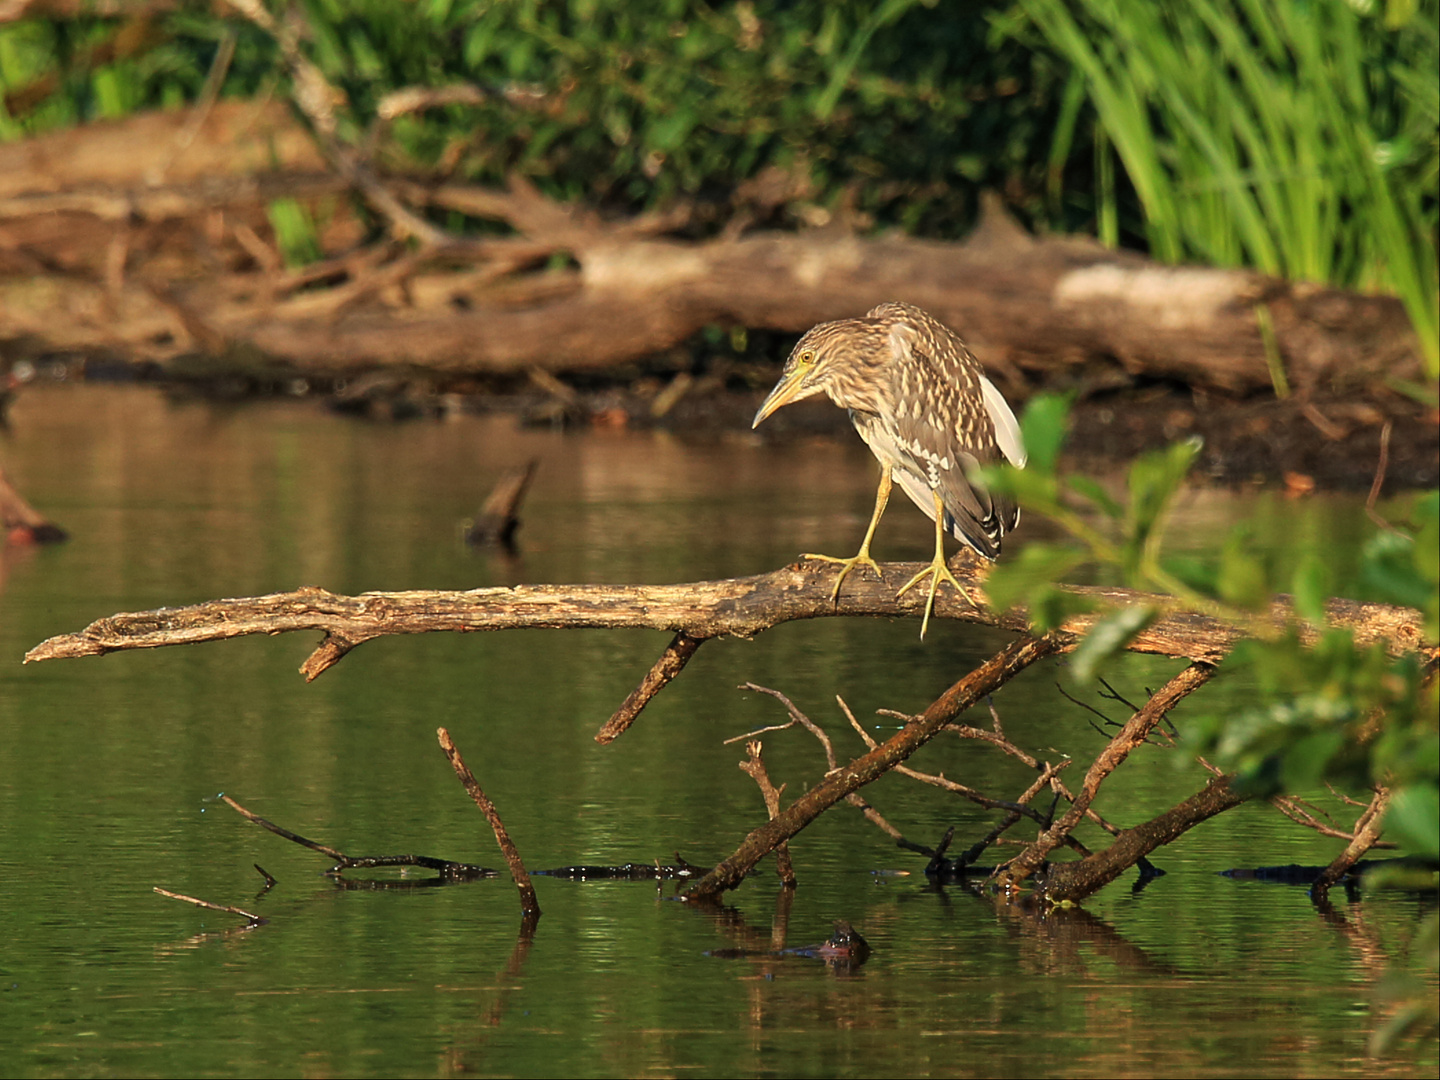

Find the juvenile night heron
[[752, 301, 1026, 638]]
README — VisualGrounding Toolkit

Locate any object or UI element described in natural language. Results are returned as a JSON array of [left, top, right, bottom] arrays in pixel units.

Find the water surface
[[0, 384, 1432, 1077]]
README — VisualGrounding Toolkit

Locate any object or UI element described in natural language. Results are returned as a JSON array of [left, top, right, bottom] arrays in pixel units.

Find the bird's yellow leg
[[804, 467, 892, 604], [897, 491, 976, 640]]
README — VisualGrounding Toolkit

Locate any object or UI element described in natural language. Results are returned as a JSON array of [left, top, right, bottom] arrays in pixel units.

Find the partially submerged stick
[[154, 887, 265, 926], [0, 465, 67, 544], [464, 459, 539, 549], [223, 794, 494, 880], [437, 727, 540, 918]]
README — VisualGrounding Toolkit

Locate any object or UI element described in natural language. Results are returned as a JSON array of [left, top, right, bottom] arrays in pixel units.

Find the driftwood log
[[24, 564, 1428, 669], [24, 558, 1431, 732], [0, 99, 1422, 394]]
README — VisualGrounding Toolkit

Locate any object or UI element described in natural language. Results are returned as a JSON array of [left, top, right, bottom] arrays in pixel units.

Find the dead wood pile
[[0, 99, 1423, 394]]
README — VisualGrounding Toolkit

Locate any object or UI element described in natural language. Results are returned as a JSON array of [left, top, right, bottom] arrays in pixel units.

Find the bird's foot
[[897, 558, 976, 640], [802, 551, 883, 604]]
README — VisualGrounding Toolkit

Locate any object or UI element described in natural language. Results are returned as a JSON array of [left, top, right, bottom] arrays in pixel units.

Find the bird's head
[[751, 321, 884, 428]]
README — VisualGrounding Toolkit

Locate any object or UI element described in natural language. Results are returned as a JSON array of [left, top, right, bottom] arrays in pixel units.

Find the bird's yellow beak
[[752, 367, 808, 428]]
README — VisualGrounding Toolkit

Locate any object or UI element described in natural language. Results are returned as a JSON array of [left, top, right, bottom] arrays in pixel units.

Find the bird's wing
[[881, 328, 1019, 559]]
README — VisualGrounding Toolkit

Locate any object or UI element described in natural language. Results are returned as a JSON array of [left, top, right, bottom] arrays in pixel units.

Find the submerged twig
[[154, 887, 265, 926], [222, 794, 493, 880], [437, 727, 540, 918]]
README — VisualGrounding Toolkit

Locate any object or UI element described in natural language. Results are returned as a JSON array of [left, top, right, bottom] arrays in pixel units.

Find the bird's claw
[[802, 551, 883, 604], [897, 560, 975, 640]]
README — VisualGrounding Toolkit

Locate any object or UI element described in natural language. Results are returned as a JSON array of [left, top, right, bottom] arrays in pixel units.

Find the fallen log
[[23, 561, 1432, 726], [0, 103, 1423, 392]]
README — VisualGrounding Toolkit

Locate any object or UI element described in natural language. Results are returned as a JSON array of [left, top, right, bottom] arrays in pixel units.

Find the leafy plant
[[0, 1, 1078, 239], [986, 395, 1438, 856]]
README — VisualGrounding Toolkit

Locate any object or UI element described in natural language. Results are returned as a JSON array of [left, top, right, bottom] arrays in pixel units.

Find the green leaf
[[1386, 784, 1440, 859], [1411, 491, 1439, 583], [1360, 531, 1433, 611], [1162, 555, 1217, 595], [1291, 553, 1331, 626], [1218, 528, 1269, 610], [984, 542, 1087, 615], [1278, 728, 1347, 792], [265, 198, 321, 268], [1126, 438, 1202, 538], [1066, 476, 1123, 520], [1029, 589, 1099, 632], [1070, 603, 1159, 684], [1017, 392, 1073, 476]]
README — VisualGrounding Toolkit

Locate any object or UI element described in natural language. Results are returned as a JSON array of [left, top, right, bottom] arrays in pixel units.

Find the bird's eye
[[798, 350, 815, 366]]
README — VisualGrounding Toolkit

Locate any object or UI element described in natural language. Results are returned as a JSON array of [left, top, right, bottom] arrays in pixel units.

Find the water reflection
[[0, 384, 1432, 1078]]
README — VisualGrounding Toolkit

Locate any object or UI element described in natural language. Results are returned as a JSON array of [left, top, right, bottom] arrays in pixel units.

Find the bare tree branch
[[1313, 787, 1392, 893], [437, 727, 540, 918], [25, 566, 1430, 681], [991, 662, 1218, 892], [684, 633, 1061, 899]]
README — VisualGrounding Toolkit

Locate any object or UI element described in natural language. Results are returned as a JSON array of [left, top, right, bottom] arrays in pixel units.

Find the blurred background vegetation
[[1, 1, 1434, 373]]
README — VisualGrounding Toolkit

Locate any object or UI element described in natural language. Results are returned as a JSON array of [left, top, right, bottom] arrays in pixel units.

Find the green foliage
[[266, 197, 323, 267], [1069, 602, 1157, 684], [0, 1, 1077, 238], [1004, 0, 1440, 377], [988, 394, 1439, 861]]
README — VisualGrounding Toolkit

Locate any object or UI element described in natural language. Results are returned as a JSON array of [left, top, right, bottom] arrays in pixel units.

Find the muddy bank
[[644, 381, 1437, 494]]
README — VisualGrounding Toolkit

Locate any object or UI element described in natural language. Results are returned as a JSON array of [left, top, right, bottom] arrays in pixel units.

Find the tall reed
[[1016, 0, 1439, 379]]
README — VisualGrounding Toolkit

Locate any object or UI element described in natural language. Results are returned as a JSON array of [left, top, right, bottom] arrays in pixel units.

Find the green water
[[0, 384, 1433, 1078]]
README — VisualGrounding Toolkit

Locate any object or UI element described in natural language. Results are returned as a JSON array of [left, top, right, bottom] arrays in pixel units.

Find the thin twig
[[225, 0, 451, 247], [953, 761, 1072, 868], [151, 28, 237, 184], [738, 741, 796, 886], [741, 687, 905, 841], [1057, 680, 1118, 737], [437, 728, 540, 917], [685, 634, 1060, 899], [986, 697, 1005, 737], [1096, 676, 1142, 714], [1366, 421, 1396, 532], [154, 887, 265, 925], [1269, 793, 1396, 846], [1314, 787, 1392, 892]]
